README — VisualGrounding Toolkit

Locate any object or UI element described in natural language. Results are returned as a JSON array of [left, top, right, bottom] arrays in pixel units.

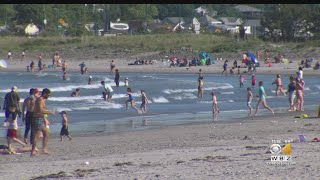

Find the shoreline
[[1, 111, 319, 179]]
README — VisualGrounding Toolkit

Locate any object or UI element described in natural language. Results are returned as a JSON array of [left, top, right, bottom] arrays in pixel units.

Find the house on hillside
[[195, 6, 218, 17], [183, 17, 201, 34], [244, 19, 262, 37], [162, 17, 185, 32], [234, 5, 263, 18], [200, 15, 222, 27], [219, 17, 243, 27]]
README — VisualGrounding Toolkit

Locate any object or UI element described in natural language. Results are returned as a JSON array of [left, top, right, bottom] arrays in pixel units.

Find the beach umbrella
[[0, 59, 8, 68], [25, 23, 40, 35]]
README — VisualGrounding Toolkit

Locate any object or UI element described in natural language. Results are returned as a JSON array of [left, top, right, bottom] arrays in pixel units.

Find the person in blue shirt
[[254, 81, 274, 116]]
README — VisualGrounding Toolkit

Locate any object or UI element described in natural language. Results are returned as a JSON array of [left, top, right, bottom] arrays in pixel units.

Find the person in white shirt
[[101, 81, 113, 102]]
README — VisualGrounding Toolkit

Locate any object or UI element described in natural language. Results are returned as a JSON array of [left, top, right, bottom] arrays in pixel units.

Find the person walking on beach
[[287, 76, 296, 112], [22, 88, 39, 145], [8, 50, 12, 61], [110, 60, 115, 73], [140, 90, 149, 113], [247, 87, 253, 116], [101, 81, 113, 102], [114, 69, 120, 87], [254, 81, 274, 116], [239, 74, 245, 88], [251, 75, 256, 88], [197, 76, 204, 98], [125, 88, 139, 113], [272, 74, 286, 96], [211, 91, 220, 114], [294, 77, 305, 111], [31, 88, 55, 156], [59, 111, 72, 141], [3, 86, 21, 119], [21, 49, 25, 61], [221, 60, 228, 74], [4, 104, 27, 154]]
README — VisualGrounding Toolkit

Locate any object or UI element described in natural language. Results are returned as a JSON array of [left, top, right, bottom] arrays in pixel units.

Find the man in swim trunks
[[22, 88, 39, 145], [31, 88, 55, 156], [272, 74, 286, 96], [254, 81, 274, 116]]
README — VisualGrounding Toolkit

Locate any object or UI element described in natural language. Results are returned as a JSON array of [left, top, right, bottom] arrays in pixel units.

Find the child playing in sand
[[5, 104, 27, 154], [247, 87, 253, 115], [140, 90, 149, 113], [211, 91, 220, 114], [272, 74, 286, 96], [59, 111, 72, 141], [239, 75, 244, 88], [254, 81, 274, 116], [125, 88, 139, 113], [251, 75, 256, 88]]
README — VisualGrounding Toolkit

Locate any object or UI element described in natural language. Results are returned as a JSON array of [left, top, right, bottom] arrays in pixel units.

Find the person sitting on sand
[[5, 104, 27, 154], [254, 81, 274, 116], [272, 74, 286, 96], [125, 88, 139, 113]]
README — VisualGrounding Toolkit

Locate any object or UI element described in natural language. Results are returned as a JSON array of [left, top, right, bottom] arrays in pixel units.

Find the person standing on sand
[[22, 88, 39, 145], [287, 76, 296, 112], [31, 88, 56, 156], [30, 60, 35, 72], [221, 60, 228, 74], [254, 81, 274, 116], [114, 69, 120, 87], [59, 111, 72, 141], [110, 60, 115, 73], [247, 87, 253, 116], [38, 54, 43, 72], [8, 50, 12, 61], [3, 86, 21, 119], [272, 74, 286, 96], [140, 90, 149, 113], [125, 88, 139, 113], [211, 91, 219, 114], [21, 49, 25, 61]]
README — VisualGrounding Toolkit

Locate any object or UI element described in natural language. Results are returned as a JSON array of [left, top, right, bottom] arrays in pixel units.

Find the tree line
[[0, 4, 319, 41]]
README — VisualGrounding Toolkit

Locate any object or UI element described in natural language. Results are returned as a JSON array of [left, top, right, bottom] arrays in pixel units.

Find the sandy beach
[[0, 51, 319, 180], [1, 110, 320, 179]]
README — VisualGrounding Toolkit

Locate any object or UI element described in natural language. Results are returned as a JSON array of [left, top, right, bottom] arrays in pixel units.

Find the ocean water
[[0, 71, 319, 138]]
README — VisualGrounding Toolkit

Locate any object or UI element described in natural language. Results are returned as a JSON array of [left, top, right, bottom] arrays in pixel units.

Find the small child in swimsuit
[[124, 77, 129, 87], [251, 75, 256, 88], [239, 75, 244, 88], [140, 90, 149, 113], [247, 87, 253, 115]]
